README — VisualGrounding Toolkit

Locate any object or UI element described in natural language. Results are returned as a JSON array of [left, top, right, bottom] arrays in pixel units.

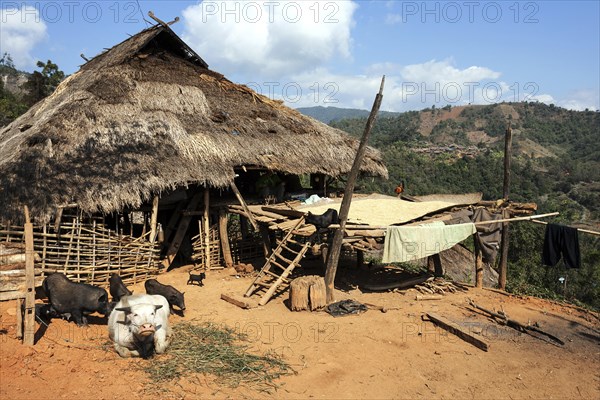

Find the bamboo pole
[[498, 123, 512, 290], [530, 219, 600, 236], [149, 195, 159, 243], [473, 212, 559, 225], [325, 76, 385, 304]]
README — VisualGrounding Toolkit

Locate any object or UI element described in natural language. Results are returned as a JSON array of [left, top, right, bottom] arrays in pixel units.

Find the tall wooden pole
[[498, 123, 512, 289], [324, 76, 385, 304], [23, 206, 35, 346]]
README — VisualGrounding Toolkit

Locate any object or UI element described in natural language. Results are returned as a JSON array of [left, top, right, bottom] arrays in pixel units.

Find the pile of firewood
[[413, 277, 467, 295]]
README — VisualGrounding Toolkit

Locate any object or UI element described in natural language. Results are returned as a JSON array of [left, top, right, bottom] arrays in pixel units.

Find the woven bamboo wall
[[0, 217, 161, 288]]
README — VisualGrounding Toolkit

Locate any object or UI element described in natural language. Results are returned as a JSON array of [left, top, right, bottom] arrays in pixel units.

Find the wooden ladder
[[244, 217, 310, 306]]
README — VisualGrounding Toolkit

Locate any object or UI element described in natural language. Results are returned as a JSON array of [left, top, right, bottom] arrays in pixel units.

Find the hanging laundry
[[542, 224, 581, 268], [382, 222, 476, 263]]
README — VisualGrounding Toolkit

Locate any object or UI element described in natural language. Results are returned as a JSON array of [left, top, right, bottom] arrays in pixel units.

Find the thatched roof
[[0, 24, 387, 223]]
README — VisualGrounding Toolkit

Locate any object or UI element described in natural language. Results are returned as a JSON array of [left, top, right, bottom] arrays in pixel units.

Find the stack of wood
[[0, 242, 43, 301], [289, 275, 326, 311], [413, 277, 467, 295]]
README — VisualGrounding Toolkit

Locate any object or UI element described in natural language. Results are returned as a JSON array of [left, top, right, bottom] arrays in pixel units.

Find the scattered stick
[[415, 295, 443, 301], [424, 312, 490, 352], [467, 298, 564, 346]]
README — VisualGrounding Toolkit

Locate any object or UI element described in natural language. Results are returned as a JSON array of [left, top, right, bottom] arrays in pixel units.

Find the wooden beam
[[219, 209, 234, 268], [149, 195, 159, 243], [230, 182, 258, 231], [425, 312, 490, 352], [324, 76, 385, 304], [23, 206, 35, 346]]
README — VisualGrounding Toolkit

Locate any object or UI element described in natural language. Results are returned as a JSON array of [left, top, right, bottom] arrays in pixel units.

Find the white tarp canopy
[[296, 193, 483, 226]]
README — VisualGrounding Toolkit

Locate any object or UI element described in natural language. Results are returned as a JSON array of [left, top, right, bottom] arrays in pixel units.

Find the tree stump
[[290, 275, 326, 311]]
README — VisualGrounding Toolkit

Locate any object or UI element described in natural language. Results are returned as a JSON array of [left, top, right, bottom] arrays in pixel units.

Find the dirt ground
[[1, 262, 599, 400]]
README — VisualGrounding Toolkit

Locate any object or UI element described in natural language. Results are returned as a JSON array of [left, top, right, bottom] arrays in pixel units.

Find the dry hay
[[144, 321, 291, 392]]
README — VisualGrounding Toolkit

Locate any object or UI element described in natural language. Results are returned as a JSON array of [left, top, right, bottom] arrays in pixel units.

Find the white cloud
[[557, 89, 600, 111], [181, 0, 357, 79], [0, 6, 47, 69], [401, 59, 501, 85]]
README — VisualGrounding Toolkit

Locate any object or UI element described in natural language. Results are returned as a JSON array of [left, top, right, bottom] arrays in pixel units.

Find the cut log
[[290, 275, 326, 311]]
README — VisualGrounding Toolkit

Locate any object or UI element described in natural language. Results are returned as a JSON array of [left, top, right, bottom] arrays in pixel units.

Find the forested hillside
[[325, 102, 600, 308]]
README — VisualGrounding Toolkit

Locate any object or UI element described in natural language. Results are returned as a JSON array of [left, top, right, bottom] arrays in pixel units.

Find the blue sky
[[1, 0, 599, 112]]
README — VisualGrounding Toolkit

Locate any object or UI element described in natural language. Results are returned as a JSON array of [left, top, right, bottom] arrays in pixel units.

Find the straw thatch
[[0, 24, 387, 224]]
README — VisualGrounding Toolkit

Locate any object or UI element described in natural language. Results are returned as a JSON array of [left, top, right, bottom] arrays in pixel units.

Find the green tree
[[23, 60, 65, 106]]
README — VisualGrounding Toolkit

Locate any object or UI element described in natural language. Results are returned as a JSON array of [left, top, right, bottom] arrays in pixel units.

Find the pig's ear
[[154, 304, 163, 311], [115, 307, 131, 314]]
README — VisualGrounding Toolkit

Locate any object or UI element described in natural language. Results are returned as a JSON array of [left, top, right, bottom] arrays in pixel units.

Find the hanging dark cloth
[[542, 224, 581, 268], [471, 208, 503, 264]]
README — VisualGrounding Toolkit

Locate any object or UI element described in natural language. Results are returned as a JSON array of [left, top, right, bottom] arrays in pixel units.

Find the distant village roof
[[0, 24, 387, 223]]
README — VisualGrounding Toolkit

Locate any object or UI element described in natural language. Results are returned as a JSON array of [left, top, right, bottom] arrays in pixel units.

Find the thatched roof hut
[[0, 23, 387, 224]]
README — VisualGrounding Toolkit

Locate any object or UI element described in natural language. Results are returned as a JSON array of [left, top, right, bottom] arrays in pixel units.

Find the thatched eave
[[0, 24, 388, 224]]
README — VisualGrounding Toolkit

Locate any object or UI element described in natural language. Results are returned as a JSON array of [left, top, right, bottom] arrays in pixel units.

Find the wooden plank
[[425, 312, 490, 352]]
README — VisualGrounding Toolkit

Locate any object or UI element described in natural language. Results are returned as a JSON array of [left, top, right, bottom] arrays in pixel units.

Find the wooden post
[[324, 76, 385, 304], [427, 254, 443, 277], [203, 188, 211, 270], [474, 238, 484, 288], [259, 225, 272, 257], [219, 209, 234, 268], [23, 206, 35, 346], [498, 123, 512, 290], [149, 195, 159, 243], [356, 250, 364, 268]]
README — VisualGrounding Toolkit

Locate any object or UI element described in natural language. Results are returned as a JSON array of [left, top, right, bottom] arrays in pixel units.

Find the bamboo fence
[[191, 223, 222, 269], [0, 216, 161, 288]]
